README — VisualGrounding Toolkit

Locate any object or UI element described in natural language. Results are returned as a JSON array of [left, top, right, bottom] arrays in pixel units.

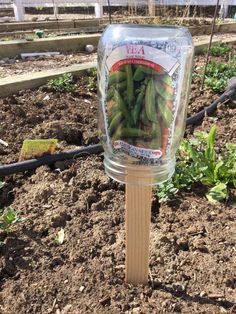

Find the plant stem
[[201, 0, 220, 91]]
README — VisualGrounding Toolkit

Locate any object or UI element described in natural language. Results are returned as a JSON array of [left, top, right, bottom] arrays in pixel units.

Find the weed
[[0, 207, 23, 232], [204, 42, 231, 57], [87, 67, 97, 92], [204, 61, 236, 92], [157, 125, 236, 203], [47, 73, 75, 92], [25, 35, 36, 41]]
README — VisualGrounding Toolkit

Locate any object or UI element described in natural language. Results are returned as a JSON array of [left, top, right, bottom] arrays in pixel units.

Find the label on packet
[[102, 41, 182, 163]]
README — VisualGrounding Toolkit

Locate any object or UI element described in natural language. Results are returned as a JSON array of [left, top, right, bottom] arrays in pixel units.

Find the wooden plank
[[125, 168, 152, 285], [0, 62, 96, 97], [0, 34, 101, 58], [125, 183, 152, 284]]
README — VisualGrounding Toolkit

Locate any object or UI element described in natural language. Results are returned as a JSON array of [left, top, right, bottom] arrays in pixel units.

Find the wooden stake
[[125, 181, 152, 284]]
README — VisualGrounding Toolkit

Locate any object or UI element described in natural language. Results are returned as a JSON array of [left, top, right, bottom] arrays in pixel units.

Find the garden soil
[[0, 57, 235, 313]]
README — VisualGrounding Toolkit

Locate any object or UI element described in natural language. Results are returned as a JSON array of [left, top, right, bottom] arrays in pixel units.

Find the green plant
[[25, 35, 36, 41], [157, 125, 236, 203], [87, 67, 97, 92], [204, 60, 236, 92], [47, 73, 75, 92], [34, 30, 44, 38], [0, 207, 23, 232], [0, 180, 4, 189], [206, 42, 231, 57]]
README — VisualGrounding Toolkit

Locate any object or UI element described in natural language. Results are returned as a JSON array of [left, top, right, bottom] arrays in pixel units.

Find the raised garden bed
[[0, 52, 96, 78], [0, 43, 235, 313]]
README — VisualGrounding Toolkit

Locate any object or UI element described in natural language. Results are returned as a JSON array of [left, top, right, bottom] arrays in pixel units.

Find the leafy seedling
[[157, 125, 236, 203], [47, 73, 75, 92], [204, 42, 231, 57], [206, 183, 228, 203], [204, 60, 236, 93], [25, 35, 36, 41], [0, 207, 23, 232], [87, 67, 97, 92]]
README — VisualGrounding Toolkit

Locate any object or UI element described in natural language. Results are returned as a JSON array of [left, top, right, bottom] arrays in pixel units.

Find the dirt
[[1, 32, 236, 80], [0, 52, 96, 78], [0, 49, 236, 313]]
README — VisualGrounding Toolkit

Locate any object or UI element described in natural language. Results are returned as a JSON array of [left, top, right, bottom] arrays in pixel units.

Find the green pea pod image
[[154, 80, 173, 101], [140, 107, 150, 127], [111, 104, 120, 116], [113, 89, 133, 126], [107, 87, 115, 101], [126, 65, 134, 105], [116, 80, 127, 92], [133, 66, 146, 81], [138, 65, 164, 76], [150, 122, 161, 148], [112, 124, 124, 141], [118, 65, 127, 72], [157, 97, 173, 127], [109, 111, 123, 136], [120, 128, 149, 138], [161, 73, 173, 86], [133, 84, 146, 126], [109, 71, 127, 85], [145, 79, 158, 123]]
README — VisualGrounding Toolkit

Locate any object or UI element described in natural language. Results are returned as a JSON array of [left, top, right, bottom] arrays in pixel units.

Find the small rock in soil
[[200, 290, 207, 297], [79, 286, 85, 292]]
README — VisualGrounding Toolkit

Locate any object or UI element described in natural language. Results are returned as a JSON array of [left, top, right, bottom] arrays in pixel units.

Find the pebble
[[43, 95, 50, 101], [79, 285, 85, 292], [85, 44, 95, 53], [200, 290, 207, 297]]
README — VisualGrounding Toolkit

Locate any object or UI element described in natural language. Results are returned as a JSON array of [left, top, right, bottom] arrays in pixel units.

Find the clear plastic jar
[[97, 24, 194, 185]]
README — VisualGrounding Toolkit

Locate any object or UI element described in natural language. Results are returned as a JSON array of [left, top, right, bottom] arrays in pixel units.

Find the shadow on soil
[[152, 280, 236, 310]]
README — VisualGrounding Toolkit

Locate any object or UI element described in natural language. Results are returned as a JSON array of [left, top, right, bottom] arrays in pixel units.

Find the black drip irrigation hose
[[186, 88, 235, 125], [0, 86, 235, 177], [0, 144, 103, 176]]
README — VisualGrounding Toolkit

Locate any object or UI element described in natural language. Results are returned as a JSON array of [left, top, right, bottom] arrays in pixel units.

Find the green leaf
[[0, 207, 23, 232], [0, 181, 4, 189], [205, 125, 216, 161], [206, 183, 228, 203], [157, 125, 235, 203], [55, 228, 65, 245]]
